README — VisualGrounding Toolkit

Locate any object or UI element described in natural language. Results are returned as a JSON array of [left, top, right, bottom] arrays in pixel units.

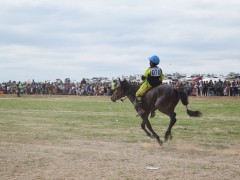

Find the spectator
[[110, 80, 117, 95], [208, 80, 215, 96], [16, 81, 22, 97], [193, 81, 199, 96], [175, 80, 180, 89], [81, 78, 86, 84], [202, 81, 208, 96], [238, 82, 240, 97]]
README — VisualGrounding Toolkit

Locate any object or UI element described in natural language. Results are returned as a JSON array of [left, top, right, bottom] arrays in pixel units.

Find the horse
[[111, 79, 202, 146]]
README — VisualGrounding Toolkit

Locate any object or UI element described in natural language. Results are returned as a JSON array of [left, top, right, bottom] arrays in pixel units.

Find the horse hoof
[[164, 135, 173, 142], [158, 140, 163, 146]]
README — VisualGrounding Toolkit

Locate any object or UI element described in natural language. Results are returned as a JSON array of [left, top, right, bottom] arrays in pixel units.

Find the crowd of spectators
[[0, 78, 239, 97], [0, 79, 117, 96], [172, 79, 240, 97]]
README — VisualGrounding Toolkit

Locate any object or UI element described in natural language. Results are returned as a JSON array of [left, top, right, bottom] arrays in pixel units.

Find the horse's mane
[[128, 81, 141, 90], [121, 80, 140, 96]]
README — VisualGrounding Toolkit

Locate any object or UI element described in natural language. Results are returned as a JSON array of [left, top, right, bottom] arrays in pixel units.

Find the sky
[[0, 0, 240, 82]]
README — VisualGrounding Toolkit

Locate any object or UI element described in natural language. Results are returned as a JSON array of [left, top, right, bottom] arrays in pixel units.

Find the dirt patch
[[1, 139, 239, 180]]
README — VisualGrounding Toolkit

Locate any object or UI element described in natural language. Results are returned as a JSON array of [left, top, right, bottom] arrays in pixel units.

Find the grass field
[[0, 94, 239, 179]]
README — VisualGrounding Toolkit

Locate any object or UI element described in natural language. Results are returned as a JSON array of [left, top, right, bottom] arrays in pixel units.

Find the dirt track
[[1, 138, 239, 180]]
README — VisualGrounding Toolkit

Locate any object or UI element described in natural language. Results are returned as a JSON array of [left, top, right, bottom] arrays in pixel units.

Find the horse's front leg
[[141, 120, 154, 138], [165, 111, 177, 142], [143, 118, 163, 146]]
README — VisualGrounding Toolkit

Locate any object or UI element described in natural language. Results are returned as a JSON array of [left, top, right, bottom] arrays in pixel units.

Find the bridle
[[120, 96, 128, 102], [111, 84, 128, 102]]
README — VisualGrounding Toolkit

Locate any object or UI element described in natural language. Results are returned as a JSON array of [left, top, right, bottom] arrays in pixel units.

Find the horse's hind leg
[[165, 108, 177, 142], [141, 120, 154, 138]]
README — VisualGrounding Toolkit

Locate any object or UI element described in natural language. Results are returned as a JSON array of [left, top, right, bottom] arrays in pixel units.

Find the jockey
[[136, 55, 164, 116]]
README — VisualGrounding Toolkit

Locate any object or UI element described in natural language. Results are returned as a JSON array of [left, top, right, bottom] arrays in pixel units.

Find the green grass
[[0, 95, 239, 150]]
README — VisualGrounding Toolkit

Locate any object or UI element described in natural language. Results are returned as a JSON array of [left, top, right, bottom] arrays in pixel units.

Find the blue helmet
[[148, 55, 160, 65]]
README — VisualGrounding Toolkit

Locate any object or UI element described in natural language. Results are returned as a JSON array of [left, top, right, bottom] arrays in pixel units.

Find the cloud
[[0, 0, 239, 82]]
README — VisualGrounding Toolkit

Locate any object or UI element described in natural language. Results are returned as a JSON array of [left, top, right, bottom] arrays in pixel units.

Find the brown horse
[[111, 79, 201, 146]]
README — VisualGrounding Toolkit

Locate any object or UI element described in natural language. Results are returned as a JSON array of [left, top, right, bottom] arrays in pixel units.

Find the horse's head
[[111, 79, 127, 102]]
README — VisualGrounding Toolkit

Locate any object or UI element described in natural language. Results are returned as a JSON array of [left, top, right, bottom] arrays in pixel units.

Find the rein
[[120, 96, 128, 102]]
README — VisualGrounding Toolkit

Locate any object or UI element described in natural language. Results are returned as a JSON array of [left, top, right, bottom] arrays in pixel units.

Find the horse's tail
[[176, 88, 202, 117]]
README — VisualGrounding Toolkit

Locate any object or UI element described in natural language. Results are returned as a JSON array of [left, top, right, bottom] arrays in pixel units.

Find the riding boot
[[136, 97, 145, 117]]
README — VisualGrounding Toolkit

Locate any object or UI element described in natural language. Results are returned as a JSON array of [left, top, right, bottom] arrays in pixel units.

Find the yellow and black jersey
[[142, 67, 164, 87]]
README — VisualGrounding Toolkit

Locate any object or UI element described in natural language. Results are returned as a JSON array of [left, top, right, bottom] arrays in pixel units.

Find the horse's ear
[[119, 78, 125, 83]]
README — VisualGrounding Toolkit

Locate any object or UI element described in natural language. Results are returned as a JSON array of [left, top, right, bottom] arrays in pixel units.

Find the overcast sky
[[0, 0, 240, 82]]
